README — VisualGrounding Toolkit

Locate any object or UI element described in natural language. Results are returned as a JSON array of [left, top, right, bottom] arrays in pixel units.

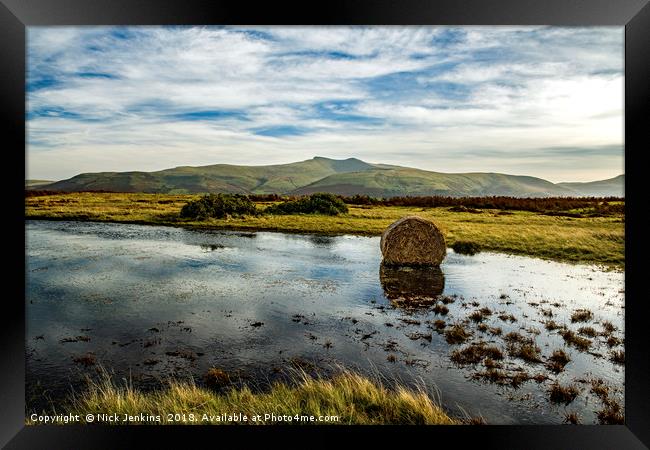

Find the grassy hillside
[[38, 157, 624, 198], [558, 175, 624, 197], [293, 168, 575, 197], [42, 157, 375, 195]]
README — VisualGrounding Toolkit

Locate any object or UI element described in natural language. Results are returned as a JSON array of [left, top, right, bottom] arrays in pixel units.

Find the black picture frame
[[2, 0, 649, 448]]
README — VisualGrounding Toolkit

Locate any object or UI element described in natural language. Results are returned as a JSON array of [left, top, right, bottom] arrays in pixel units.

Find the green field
[[25, 192, 624, 267]]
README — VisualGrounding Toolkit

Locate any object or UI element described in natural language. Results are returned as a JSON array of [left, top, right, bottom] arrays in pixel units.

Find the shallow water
[[26, 220, 624, 424]]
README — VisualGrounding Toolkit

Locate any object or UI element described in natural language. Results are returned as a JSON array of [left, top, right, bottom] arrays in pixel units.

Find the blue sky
[[27, 26, 623, 182]]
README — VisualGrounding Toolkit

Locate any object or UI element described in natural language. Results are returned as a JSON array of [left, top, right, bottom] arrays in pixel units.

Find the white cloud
[[27, 26, 624, 182]]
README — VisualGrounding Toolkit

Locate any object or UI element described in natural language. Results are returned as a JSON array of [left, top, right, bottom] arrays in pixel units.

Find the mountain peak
[[312, 156, 363, 162], [310, 156, 374, 173]]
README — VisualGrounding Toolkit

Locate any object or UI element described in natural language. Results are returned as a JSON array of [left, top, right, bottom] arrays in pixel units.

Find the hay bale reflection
[[380, 263, 445, 308]]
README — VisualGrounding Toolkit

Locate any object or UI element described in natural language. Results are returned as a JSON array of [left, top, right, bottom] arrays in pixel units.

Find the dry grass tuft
[[577, 326, 598, 337], [507, 342, 542, 364], [601, 321, 617, 335], [548, 383, 580, 404], [68, 369, 460, 425], [432, 304, 449, 315], [610, 350, 625, 365], [444, 324, 472, 345], [204, 368, 231, 389], [450, 343, 504, 365], [544, 320, 566, 331], [571, 309, 594, 323], [561, 330, 592, 351], [564, 412, 580, 424], [546, 349, 571, 373], [72, 353, 97, 367]]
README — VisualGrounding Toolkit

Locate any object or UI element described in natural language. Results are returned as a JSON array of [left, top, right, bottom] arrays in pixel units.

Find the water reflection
[[200, 244, 225, 251], [379, 263, 445, 306], [308, 235, 337, 247]]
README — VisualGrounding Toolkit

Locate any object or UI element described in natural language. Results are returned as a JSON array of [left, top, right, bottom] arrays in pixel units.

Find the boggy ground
[[375, 290, 625, 425], [37, 287, 623, 425], [25, 192, 624, 267]]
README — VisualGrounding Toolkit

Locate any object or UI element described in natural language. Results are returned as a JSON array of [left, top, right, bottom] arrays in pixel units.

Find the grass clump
[[548, 383, 580, 404], [450, 343, 504, 365], [570, 309, 594, 323], [266, 193, 348, 216], [204, 368, 231, 389], [483, 358, 502, 369], [590, 379, 624, 424], [498, 314, 517, 323], [180, 194, 258, 219], [601, 321, 617, 335], [546, 349, 571, 373], [590, 379, 610, 400], [432, 304, 449, 315], [577, 326, 598, 337], [503, 332, 533, 345], [452, 241, 481, 255], [471, 368, 508, 385], [561, 330, 592, 351], [468, 307, 492, 323], [444, 324, 472, 344], [487, 326, 502, 336], [564, 412, 580, 424], [544, 320, 565, 331], [610, 350, 625, 364], [470, 369, 531, 388], [507, 341, 542, 364], [597, 404, 624, 424], [72, 353, 96, 367], [431, 319, 446, 331], [606, 335, 622, 347], [68, 370, 459, 425]]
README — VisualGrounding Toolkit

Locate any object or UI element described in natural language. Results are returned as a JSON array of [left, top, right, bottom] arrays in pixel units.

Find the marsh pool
[[26, 220, 625, 424]]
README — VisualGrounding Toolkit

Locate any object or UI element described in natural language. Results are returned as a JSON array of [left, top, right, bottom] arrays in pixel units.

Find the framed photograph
[[3, 0, 649, 448]]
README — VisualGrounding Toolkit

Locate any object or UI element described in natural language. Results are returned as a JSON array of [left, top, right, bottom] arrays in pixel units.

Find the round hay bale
[[380, 216, 446, 266]]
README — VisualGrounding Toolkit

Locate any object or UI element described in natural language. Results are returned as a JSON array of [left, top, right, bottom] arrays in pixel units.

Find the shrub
[[266, 193, 348, 216], [180, 194, 258, 219]]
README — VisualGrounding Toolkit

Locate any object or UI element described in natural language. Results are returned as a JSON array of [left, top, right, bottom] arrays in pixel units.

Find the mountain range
[[34, 157, 624, 198]]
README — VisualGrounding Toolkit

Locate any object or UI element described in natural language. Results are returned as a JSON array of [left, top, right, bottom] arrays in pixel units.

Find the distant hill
[[557, 175, 624, 197], [41, 157, 374, 194], [292, 167, 575, 198], [36, 157, 624, 198]]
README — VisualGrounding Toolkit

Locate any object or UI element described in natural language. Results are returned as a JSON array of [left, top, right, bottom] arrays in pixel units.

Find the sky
[[27, 26, 624, 183]]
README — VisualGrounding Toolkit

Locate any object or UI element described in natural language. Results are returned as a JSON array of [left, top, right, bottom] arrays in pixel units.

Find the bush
[[266, 193, 348, 216], [180, 193, 258, 219], [452, 241, 481, 255]]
